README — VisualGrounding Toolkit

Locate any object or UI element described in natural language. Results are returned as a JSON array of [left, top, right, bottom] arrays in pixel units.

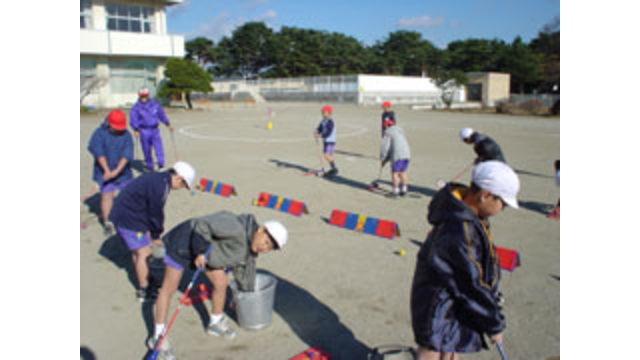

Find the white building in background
[[80, 0, 185, 108]]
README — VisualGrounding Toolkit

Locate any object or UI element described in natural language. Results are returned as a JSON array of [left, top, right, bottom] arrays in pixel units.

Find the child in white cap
[[459, 128, 506, 164], [109, 161, 196, 302], [148, 211, 287, 358], [411, 161, 519, 360]]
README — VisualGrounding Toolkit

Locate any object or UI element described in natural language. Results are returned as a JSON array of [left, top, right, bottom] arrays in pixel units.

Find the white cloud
[[397, 16, 445, 29], [255, 10, 277, 23], [187, 10, 277, 41]]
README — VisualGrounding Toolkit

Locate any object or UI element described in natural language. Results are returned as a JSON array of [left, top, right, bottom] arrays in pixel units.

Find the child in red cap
[[87, 110, 134, 234], [381, 101, 396, 136], [314, 105, 338, 177]]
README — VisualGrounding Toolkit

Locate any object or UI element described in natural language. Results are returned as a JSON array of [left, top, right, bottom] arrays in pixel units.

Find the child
[[130, 88, 174, 171], [459, 127, 506, 164], [381, 101, 396, 136], [314, 105, 338, 177], [148, 211, 288, 357], [87, 109, 134, 235], [410, 161, 520, 360], [547, 159, 560, 219], [109, 161, 195, 302], [380, 120, 411, 197]]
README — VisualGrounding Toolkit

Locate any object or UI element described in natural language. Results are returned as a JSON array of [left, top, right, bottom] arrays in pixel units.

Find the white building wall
[[80, 0, 184, 108]]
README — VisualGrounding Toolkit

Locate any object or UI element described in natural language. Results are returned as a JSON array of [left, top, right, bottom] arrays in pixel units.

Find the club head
[[436, 179, 447, 189]]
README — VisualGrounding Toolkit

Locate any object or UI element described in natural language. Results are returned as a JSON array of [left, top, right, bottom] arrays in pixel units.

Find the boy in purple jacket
[[130, 88, 174, 171]]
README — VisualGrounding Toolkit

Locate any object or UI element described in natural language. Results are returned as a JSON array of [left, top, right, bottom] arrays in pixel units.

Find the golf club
[[496, 342, 508, 360], [169, 129, 180, 162], [368, 163, 385, 190], [435, 161, 474, 189]]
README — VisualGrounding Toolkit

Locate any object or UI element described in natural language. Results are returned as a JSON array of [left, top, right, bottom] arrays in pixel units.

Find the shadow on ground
[[515, 169, 554, 180], [80, 346, 97, 360], [259, 270, 371, 359], [519, 200, 552, 215]]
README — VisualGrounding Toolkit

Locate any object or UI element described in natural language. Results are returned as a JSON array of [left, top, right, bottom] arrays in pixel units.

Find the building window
[[80, 0, 92, 29], [106, 3, 154, 33], [110, 60, 158, 95]]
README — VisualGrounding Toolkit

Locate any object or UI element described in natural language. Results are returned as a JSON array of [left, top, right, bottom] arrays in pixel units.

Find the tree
[[530, 17, 560, 92], [375, 31, 439, 76], [158, 58, 213, 109], [214, 22, 274, 79], [185, 37, 216, 69], [444, 38, 510, 73], [502, 37, 543, 93]]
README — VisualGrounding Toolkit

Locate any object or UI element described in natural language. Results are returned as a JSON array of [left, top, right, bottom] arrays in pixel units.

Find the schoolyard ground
[[80, 103, 560, 360]]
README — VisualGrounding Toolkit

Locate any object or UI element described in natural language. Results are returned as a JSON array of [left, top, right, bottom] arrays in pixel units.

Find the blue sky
[[167, 0, 559, 48]]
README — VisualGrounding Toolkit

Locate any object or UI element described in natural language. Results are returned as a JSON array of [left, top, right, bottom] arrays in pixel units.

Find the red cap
[[321, 105, 333, 114], [383, 101, 392, 107], [138, 88, 150, 97], [107, 110, 127, 131]]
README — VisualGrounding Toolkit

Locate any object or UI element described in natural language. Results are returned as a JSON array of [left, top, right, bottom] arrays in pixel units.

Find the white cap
[[263, 221, 288, 250], [460, 127, 474, 141], [472, 161, 520, 208], [172, 161, 196, 190]]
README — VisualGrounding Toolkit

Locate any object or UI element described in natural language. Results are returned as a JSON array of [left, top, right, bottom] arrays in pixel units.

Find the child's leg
[[400, 172, 409, 191], [153, 265, 183, 338], [417, 348, 456, 360], [132, 245, 152, 289], [100, 191, 116, 223], [392, 172, 401, 194], [205, 269, 229, 317]]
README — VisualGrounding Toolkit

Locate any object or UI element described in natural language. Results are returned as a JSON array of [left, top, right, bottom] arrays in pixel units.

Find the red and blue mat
[[253, 192, 309, 216], [329, 209, 400, 239], [197, 178, 237, 197]]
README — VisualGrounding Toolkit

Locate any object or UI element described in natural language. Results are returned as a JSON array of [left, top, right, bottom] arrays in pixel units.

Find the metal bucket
[[230, 272, 278, 330]]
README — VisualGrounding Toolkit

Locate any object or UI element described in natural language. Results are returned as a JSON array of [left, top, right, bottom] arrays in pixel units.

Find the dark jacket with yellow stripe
[[411, 184, 504, 353]]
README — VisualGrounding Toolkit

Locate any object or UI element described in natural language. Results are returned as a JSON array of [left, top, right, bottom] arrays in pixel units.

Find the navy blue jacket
[[471, 133, 506, 163], [381, 111, 396, 135], [316, 118, 336, 144], [411, 184, 504, 353], [87, 122, 134, 186], [109, 171, 171, 239]]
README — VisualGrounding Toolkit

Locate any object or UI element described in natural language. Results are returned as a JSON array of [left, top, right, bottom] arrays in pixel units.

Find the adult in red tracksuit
[[130, 88, 174, 171]]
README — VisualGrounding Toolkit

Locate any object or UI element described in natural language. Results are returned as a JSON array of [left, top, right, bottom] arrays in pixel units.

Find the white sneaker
[[147, 336, 176, 360], [207, 316, 237, 340]]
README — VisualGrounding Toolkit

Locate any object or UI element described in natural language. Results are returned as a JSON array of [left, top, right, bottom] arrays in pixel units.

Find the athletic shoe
[[547, 208, 560, 220], [399, 190, 407, 197], [103, 221, 115, 236], [207, 316, 237, 339], [323, 169, 338, 178], [147, 336, 176, 360], [136, 287, 148, 303]]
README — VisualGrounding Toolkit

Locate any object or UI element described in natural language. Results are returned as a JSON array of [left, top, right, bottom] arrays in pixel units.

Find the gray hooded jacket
[[163, 211, 258, 291], [380, 125, 411, 164]]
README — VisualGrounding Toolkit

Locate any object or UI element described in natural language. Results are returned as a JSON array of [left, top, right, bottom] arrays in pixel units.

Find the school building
[[80, 0, 185, 108]]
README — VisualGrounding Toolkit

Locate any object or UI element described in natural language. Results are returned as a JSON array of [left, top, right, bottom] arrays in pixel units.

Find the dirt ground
[[80, 103, 560, 360]]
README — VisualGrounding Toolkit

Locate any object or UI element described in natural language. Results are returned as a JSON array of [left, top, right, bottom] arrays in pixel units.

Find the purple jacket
[[130, 99, 170, 131]]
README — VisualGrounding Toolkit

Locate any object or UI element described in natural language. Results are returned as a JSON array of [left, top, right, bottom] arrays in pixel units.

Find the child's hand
[[490, 332, 504, 345], [194, 254, 207, 269]]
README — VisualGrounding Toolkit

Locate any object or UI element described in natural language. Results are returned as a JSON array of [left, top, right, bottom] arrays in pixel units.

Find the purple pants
[[392, 159, 410, 172], [139, 128, 165, 170], [116, 227, 151, 251], [323, 143, 335, 155], [100, 179, 130, 194]]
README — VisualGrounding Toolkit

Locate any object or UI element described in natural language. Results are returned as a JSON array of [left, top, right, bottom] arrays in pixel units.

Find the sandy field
[[80, 103, 560, 360]]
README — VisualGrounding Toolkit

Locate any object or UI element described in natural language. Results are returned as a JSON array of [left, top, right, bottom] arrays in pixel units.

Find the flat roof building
[[80, 0, 185, 108]]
